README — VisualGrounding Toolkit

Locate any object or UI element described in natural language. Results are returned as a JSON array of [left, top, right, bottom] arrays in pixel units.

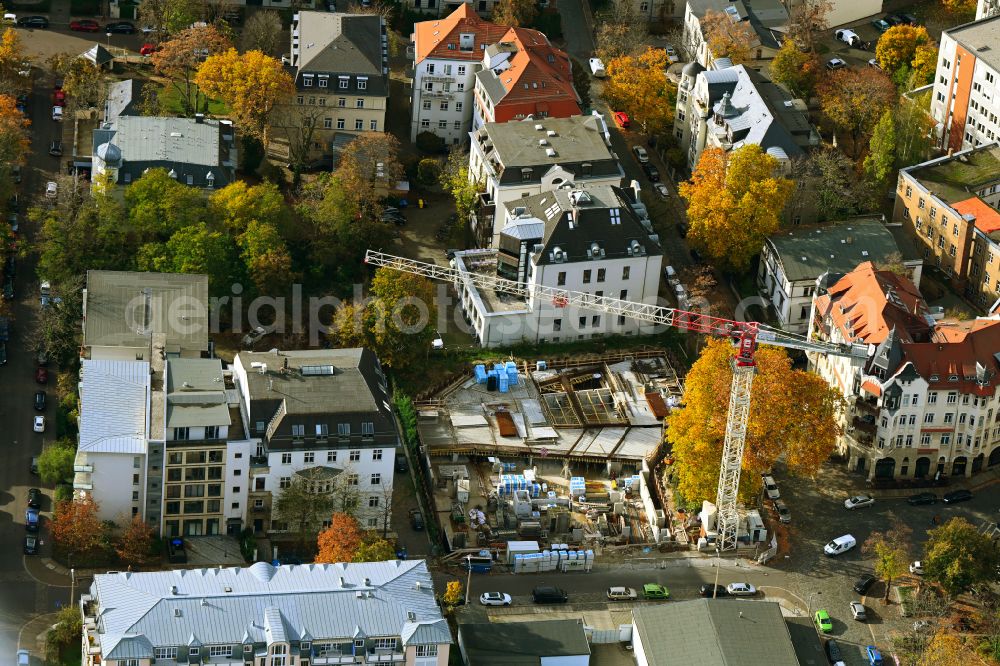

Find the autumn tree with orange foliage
[[876, 25, 937, 81], [151, 25, 232, 116], [52, 496, 107, 557], [678, 145, 794, 272], [316, 512, 364, 564], [700, 9, 755, 65], [817, 67, 897, 156], [115, 514, 156, 568], [605, 47, 676, 135], [492, 0, 537, 27], [195, 49, 294, 146], [918, 630, 981, 666], [0, 27, 31, 97], [666, 338, 843, 504]]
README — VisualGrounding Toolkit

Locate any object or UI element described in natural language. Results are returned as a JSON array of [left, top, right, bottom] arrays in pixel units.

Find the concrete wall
[[91, 451, 144, 522]]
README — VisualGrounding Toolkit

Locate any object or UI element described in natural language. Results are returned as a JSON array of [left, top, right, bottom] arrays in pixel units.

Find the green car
[[642, 583, 670, 599], [814, 609, 833, 633]]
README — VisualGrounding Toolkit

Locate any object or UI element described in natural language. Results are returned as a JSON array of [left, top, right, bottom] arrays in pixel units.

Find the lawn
[[156, 83, 230, 117]]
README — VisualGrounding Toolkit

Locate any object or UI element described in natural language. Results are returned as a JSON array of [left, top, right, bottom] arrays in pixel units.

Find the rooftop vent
[[200, 598, 208, 606], [538, 139, 549, 146], [545, 148, 556, 157], [363, 577, 371, 586], [339, 576, 346, 588], [407, 611, 417, 622], [174, 608, 182, 617], [547, 130, 557, 137], [534, 124, 544, 130], [224, 587, 232, 593], [170, 585, 178, 595]]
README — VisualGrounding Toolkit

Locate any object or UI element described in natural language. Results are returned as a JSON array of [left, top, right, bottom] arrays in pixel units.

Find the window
[[578, 316, 586, 328], [337, 118, 345, 129], [347, 474, 359, 486], [296, 95, 303, 105], [622, 266, 630, 280], [440, 101, 449, 111], [457, 82, 464, 91], [205, 425, 219, 439], [356, 98, 364, 108], [553, 318, 562, 332], [358, 79, 367, 90], [416, 646, 439, 657], [371, 473, 381, 485], [944, 412, 954, 423], [338, 423, 351, 437], [928, 391, 938, 404], [350, 450, 361, 462], [421, 119, 430, 128], [155, 647, 178, 659], [174, 427, 189, 441], [918, 197, 925, 209], [941, 434, 951, 446], [438, 120, 447, 129], [327, 451, 338, 462], [456, 102, 463, 112], [339, 77, 348, 89], [369, 496, 380, 508], [583, 269, 592, 283], [372, 449, 383, 460], [924, 413, 935, 423], [355, 119, 364, 130], [210, 646, 233, 657], [362, 422, 375, 437], [308, 96, 316, 105], [454, 120, 461, 129], [304, 77, 314, 87], [374, 638, 397, 650], [304, 452, 315, 463], [371, 120, 378, 130], [597, 268, 606, 282], [292, 424, 305, 438], [318, 77, 329, 88], [316, 423, 329, 439], [458, 65, 466, 75], [557, 272, 566, 286], [592, 315, 601, 327], [282, 453, 292, 464]]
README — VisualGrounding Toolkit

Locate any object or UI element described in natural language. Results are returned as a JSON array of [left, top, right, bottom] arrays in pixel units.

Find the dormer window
[[303, 74, 314, 87]]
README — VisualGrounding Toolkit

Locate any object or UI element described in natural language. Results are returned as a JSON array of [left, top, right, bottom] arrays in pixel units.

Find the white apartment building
[[930, 16, 1000, 154], [455, 184, 664, 346], [410, 5, 507, 144], [468, 115, 624, 246], [809, 261, 1000, 480], [233, 348, 399, 535], [680, 0, 786, 69], [978, 0, 999, 19]]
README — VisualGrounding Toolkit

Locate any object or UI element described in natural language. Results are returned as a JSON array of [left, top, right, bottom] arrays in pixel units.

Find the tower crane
[[365, 250, 869, 551]]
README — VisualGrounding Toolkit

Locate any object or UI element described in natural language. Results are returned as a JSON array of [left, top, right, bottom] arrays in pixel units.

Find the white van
[[762, 475, 780, 500], [589, 57, 606, 78], [834, 29, 863, 48], [824, 534, 857, 556]]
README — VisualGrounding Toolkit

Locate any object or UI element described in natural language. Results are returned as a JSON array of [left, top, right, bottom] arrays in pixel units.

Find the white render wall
[[225, 440, 254, 526], [411, 57, 480, 144], [90, 452, 144, 523], [931, 30, 1000, 151]]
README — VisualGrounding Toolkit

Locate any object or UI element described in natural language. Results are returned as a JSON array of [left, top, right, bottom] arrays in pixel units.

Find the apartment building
[[468, 115, 624, 246], [893, 143, 1000, 307], [410, 5, 508, 144], [930, 16, 1000, 153], [81, 561, 451, 666], [809, 261, 1000, 480], [81, 270, 210, 361], [978, 0, 999, 19], [673, 60, 819, 173], [758, 218, 922, 333], [232, 348, 398, 535], [284, 12, 388, 158], [472, 27, 580, 128], [454, 184, 663, 346], [680, 0, 787, 69]]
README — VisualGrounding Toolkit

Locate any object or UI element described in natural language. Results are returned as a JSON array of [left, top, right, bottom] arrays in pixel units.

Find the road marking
[[22, 555, 71, 588]]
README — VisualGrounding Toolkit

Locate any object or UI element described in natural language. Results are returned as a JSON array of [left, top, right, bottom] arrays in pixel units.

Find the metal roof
[[78, 360, 150, 454], [165, 358, 231, 429], [90, 561, 450, 660], [83, 270, 209, 353], [458, 620, 591, 664]]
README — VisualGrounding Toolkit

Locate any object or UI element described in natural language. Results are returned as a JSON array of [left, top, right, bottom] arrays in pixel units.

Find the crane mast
[[364, 250, 867, 550]]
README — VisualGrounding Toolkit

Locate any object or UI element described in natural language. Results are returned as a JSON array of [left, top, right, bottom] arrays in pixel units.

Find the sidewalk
[[857, 464, 1000, 500]]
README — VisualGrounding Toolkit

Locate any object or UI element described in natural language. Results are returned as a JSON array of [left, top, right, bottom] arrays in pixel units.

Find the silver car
[[850, 601, 867, 621]]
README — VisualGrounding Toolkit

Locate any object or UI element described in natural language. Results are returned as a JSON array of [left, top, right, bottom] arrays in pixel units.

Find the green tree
[[770, 39, 818, 99], [45, 605, 82, 664], [864, 109, 897, 187], [416, 158, 441, 186], [137, 222, 238, 294], [439, 146, 481, 220], [274, 467, 337, 550], [923, 517, 1000, 596], [896, 91, 936, 168], [800, 147, 873, 219], [34, 195, 133, 287], [37, 438, 76, 485], [209, 180, 290, 234], [125, 168, 208, 240], [863, 519, 911, 602], [492, 0, 538, 27], [237, 220, 295, 294], [354, 535, 396, 562], [570, 57, 592, 109]]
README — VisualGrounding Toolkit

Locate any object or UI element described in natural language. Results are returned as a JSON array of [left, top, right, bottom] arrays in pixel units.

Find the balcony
[[313, 655, 356, 665], [422, 90, 454, 100], [848, 415, 876, 447], [250, 455, 269, 468], [423, 75, 454, 83], [854, 398, 879, 416], [366, 652, 405, 663]]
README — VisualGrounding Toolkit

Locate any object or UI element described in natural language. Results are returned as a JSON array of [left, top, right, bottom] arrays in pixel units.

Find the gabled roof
[[78, 360, 150, 454], [295, 12, 384, 78], [475, 27, 578, 110], [105, 79, 139, 122], [953, 197, 1000, 235], [633, 600, 799, 666], [89, 561, 450, 660], [902, 315, 1000, 394], [413, 5, 509, 64]]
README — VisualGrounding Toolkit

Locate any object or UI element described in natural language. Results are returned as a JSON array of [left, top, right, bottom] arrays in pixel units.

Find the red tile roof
[[491, 27, 576, 104], [900, 318, 1000, 395], [413, 5, 509, 64], [952, 197, 1000, 235]]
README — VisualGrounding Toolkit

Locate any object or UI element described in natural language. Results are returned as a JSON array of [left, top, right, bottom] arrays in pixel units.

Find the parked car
[[906, 491, 937, 506], [16, 15, 48, 28], [826, 57, 848, 71], [532, 586, 568, 604], [2, 276, 13, 300], [104, 21, 136, 33], [25, 507, 39, 531], [139, 43, 158, 56], [34, 391, 46, 411], [612, 111, 630, 129], [30, 456, 39, 475], [699, 584, 729, 598], [884, 14, 903, 26], [45, 182, 57, 199], [0, 316, 8, 341], [70, 19, 101, 32], [2, 12, 15, 23], [943, 489, 973, 503], [871, 18, 891, 32], [395, 453, 409, 473], [825, 639, 845, 665], [762, 475, 780, 500], [850, 601, 867, 621], [588, 57, 606, 78], [641, 163, 660, 182], [0, 342, 8, 366], [48, 141, 63, 157], [726, 582, 756, 596], [866, 645, 884, 666], [868, 58, 881, 70], [653, 183, 670, 199], [479, 592, 511, 606], [632, 145, 649, 163], [642, 583, 669, 599], [167, 538, 187, 563], [853, 573, 877, 595], [606, 586, 638, 601], [53, 89, 66, 105], [664, 44, 679, 63], [844, 494, 875, 510], [773, 499, 791, 524], [814, 609, 833, 633], [23, 534, 38, 555], [909, 561, 924, 575], [824, 534, 857, 556], [36, 366, 48, 384], [409, 508, 424, 530], [27, 487, 40, 508], [678, 221, 689, 237], [11, 164, 21, 183], [51, 106, 63, 122], [834, 29, 863, 48], [900, 13, 918, 25], [33, 415, 45, 432]]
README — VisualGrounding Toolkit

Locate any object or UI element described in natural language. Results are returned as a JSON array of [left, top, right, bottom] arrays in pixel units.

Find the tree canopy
[[701, 9, 755, 64], [53, 496, 106, 557], [152, 25, 233, 116], [863, 519, 911, 602], [770, 39, 819, 99], [923, 517, 1000, 596], [817, 67, 897, 155], [316, 512, 364, 563], [876, 25, 937, 84], [492, 0, 537, 27], [666, 338, 843, 503], [679, 145, 794, 272], [605, 48, 677, 135]]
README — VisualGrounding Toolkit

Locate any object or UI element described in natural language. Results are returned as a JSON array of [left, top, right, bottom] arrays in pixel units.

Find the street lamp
[[712, 547, 721, 599], [106, 32, 112, 51], [464, 555, 472, 606]]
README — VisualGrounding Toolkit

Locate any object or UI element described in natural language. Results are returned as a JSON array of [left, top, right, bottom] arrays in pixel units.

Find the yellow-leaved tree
[[194, 49, 294, 147], [667, 338, 843, 505], [875, 25, 936, 80], [679, 145, 794, 272], [604, 47, 676, 136], [700, 9, 755, 65]]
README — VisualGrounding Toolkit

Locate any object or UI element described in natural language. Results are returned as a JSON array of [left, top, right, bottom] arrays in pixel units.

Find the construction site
[[413, 350, 690, 561]]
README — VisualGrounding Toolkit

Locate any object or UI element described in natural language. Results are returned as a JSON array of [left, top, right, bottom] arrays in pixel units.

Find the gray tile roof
[[633, 600, 799, 666], [105, 79, 139, 122], [765, 218, 911, 283], [165, 358, 231, 429], [83, 270, 209, 354], [458, 620, 590, 664], [93, 116, 235, 188], [78, 360, 150, 454], [89, 561, 450, 661], [294, 12, 387, 97]]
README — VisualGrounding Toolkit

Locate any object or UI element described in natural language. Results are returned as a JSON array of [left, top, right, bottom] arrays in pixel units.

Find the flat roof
[[477, 115, 613, 167], [945, 15, 1000, 74], [904, 143, 1000, 205]]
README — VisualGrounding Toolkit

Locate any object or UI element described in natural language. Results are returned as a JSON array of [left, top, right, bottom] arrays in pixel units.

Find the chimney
[[363, 577, 371, 586], [170, 585, 178, 595], [947, 147, 954, 158], [195, 113, 205, 124]]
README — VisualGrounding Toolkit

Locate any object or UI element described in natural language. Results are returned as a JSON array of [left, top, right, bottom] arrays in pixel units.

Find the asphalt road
[[1, 25, 79, 659]]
